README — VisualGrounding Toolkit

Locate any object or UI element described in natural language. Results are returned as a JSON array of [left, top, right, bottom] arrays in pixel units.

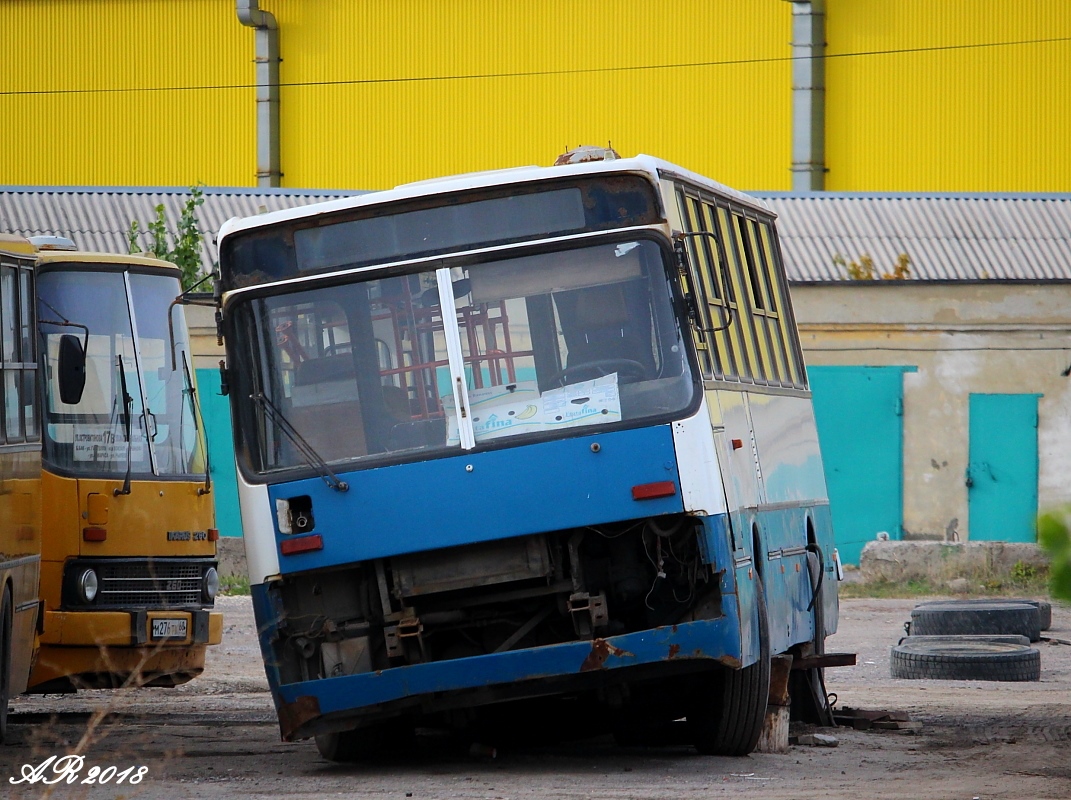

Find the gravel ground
[[2, 594, 1069, 799]]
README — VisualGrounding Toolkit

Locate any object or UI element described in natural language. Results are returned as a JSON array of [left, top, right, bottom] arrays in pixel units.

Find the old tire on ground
[[1037, 600, 1052, 631], [687, 577, 770, 756], [890, 638, 1040, 681], [910, 601, 1041, 642], [916, 598, 1051, 631], [899, 634, 1030, 646], [0, 586, 11, 745]]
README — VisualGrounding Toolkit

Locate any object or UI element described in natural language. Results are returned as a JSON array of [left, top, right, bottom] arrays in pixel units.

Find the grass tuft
[[219, 573, 251, 596]]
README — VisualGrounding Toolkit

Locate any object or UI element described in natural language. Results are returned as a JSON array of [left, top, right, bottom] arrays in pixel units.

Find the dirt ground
[[2, 594, 1069, 799]]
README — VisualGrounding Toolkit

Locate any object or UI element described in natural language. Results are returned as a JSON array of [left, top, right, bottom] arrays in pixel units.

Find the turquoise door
[[809, 366, 914, 566], [967, 393, 1040, 542]]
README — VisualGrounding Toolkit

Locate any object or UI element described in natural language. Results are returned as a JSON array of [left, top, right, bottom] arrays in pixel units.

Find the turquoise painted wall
[[197, 368, 243, 538]]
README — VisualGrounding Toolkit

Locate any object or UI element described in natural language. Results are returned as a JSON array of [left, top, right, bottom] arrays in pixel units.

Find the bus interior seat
[[381, 384, 412, 423], [564, 283, 650, 370], [289, 355, 368, 459]]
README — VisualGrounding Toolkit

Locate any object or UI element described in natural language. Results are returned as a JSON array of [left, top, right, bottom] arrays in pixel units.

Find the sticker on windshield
[[65, 425, 148, 462], [444, 375, 620, 444], [541, 374, 621, 431]]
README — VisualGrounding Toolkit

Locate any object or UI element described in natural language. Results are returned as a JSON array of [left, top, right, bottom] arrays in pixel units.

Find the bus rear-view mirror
[[58, 333, 87, 405]]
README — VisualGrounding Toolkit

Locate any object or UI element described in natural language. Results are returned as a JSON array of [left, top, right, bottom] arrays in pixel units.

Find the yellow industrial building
[[2, 0, 1069, 192]]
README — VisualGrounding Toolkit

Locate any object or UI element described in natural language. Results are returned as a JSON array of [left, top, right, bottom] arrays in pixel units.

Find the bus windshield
[[231, 238, 695, 476], [38, 268, 205, 478]]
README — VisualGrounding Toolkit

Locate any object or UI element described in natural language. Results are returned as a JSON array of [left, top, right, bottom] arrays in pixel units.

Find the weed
[[838, 578, 942, 599], [219, 573, 251, 596]]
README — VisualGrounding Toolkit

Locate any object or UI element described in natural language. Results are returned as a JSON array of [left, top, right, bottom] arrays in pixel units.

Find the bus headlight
[[202, 567, 219, 603], [78, 569, 99, 603]]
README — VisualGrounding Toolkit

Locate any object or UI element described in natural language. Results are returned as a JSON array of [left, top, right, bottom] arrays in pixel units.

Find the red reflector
[[83, 527, 107, 542], [631, 481, 677, 501], [207, 528, 220, 542], [280, 534, 323, 555], [731, 438, 743, 450]]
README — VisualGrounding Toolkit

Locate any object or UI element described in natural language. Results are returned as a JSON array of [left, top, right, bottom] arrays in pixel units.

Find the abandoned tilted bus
[[215, 149, 841, 758]]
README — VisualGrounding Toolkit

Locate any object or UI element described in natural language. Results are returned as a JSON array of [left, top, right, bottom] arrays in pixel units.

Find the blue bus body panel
[[267, 425, 684, 568], [258, 584, 742, 737], [251, 509, 750, 736]]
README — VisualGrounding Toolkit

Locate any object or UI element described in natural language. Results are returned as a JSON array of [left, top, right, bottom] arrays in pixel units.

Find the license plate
[[150, 618, 188, 640]]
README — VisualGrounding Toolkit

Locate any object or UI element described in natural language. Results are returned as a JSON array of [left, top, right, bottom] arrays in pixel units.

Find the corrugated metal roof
[[754, 192, 1071, 282], [4, 186, 1071, 282], [0, 186, 356, 269]]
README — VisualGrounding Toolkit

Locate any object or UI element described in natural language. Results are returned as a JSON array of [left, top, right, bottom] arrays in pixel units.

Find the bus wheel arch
[[751, 521, 764, 581], [687, 574, 771, 756], [789, 517, 836, 726]]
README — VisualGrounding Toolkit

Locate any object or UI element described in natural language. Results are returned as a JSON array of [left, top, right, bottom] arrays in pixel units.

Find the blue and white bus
[[216, 148, 841, 758]]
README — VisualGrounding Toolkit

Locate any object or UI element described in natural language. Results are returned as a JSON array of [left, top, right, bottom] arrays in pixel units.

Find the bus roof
[[0, 233, 36, 257], [34, 250, 179, 272], [218, 155, 772, 243]]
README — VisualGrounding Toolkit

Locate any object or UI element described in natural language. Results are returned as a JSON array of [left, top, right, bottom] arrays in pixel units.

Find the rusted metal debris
[[790, 733, 838, 747], [833, 707, 917, 732], [277, 695, 321, 741], [790, 651, 857, 670]]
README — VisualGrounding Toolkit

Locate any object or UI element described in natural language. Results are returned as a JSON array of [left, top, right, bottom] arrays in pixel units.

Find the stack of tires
[[890, 599, 1051, 682]]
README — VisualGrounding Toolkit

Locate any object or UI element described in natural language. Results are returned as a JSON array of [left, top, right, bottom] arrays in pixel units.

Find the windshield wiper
[[114, 355, 134, 497], [181, 350, 212, 496], [250, 392, 349, 492]]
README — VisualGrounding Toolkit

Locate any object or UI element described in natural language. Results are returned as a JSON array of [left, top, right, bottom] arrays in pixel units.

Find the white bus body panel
[[746, 392, 829, 505], [711, 389, 765, 509], [671, 393, 728, 517], [238, 473, 281, 585]]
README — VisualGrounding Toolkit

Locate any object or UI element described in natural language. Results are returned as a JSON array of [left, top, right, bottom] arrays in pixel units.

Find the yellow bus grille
[[96, 561, 205, 607]]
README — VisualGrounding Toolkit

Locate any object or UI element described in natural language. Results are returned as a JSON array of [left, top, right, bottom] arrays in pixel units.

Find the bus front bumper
[[273, 612, 741, 742], [29, 609, 222, 692], [38, 608, 223, 647]]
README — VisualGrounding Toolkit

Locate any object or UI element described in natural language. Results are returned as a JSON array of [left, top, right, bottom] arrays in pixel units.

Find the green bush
[[1038, 511, 1071, 601], [127, 186, 207, 290]]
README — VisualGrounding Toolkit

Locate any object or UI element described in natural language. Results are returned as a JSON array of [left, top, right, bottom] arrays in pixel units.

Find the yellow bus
[[25, 239, 222, 693], [0, 234, 42, 742]]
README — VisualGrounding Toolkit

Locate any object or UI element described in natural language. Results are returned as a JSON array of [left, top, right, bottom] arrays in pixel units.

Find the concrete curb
[[860, 541, 1048, 585]]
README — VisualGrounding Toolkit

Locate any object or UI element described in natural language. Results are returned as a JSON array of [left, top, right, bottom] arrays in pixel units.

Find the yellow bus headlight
[[78, 568, 99, 603], [203, 567, 219, 603]]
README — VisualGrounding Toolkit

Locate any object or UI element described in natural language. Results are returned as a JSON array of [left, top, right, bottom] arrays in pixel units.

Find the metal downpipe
[[788, 0, 826, 191], [236, 0, 281, 187]]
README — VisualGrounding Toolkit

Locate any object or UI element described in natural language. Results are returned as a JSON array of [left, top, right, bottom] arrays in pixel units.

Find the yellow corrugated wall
[[0, 0, 254, 187], [271, 0, 790, 190], [1, 0, 791, 190], [825, 0, 1071, 192], [0, 1, 1068, 192]]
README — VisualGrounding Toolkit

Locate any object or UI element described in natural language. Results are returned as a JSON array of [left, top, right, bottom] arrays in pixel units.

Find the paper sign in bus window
[[541, 374, 621, 431]]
